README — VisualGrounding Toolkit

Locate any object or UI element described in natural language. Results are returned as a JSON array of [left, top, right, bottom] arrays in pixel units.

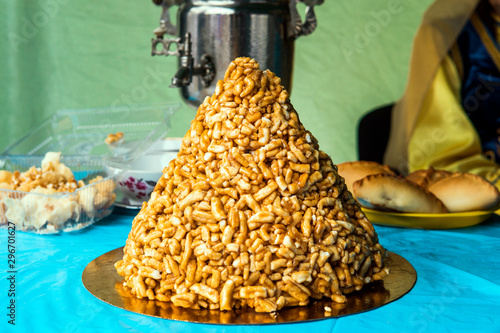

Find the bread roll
[[353, 173, 448, 214], [337, 161, 394, 193], [428, 173, 500, 212]]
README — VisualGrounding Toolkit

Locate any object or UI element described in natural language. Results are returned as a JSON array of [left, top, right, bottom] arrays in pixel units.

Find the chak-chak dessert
[[115, 57, 389, 313]]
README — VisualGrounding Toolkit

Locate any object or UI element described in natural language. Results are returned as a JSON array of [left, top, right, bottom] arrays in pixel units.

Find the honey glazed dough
[[115, 57, 389, 313]]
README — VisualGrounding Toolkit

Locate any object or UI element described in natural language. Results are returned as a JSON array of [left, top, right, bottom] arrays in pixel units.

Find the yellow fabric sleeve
[[383, 0, 480, 172], [407, 54, 500, 181]]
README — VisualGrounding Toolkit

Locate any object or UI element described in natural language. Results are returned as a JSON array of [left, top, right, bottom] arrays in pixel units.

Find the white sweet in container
[[0, 152, 116, 233], [0, 104, 179, 234]]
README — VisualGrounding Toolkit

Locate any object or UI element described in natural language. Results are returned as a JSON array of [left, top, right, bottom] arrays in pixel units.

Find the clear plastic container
[[0, 103, 180, 234]]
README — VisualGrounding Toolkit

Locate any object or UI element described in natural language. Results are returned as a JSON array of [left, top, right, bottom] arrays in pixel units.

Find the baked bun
[[353, 173, 448, 214], [406, 168, 452, 188], [428, 173, 500, 212], [404, 169, 429, 187], [337, 161, 394, 193]]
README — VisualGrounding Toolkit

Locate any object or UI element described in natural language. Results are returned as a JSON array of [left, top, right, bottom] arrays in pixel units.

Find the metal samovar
[[151, 0, 323, 108]]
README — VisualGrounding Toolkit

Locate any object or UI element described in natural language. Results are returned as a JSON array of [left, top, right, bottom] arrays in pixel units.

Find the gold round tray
[[82, 247, 416, 325]]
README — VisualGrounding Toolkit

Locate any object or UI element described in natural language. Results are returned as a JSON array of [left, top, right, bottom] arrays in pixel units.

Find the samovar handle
[[152, 0, 183, 37], [289, 0, 324, 38]]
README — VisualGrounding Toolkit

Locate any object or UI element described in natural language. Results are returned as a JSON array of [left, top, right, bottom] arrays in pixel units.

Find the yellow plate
[[362, 207, 498, 229]]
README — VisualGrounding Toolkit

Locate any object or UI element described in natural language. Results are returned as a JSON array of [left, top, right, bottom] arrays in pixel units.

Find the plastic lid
[[1, 103, 180, 167]]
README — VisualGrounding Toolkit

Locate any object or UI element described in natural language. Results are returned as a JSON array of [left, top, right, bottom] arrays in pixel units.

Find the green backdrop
[[0, 0, 434, 163]]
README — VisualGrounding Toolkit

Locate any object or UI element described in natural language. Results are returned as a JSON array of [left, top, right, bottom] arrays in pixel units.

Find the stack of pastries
[[338, 161, 500, 213]]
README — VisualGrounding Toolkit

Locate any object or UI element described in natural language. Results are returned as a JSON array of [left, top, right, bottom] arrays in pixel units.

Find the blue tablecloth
[[2, 210, 500, 333]]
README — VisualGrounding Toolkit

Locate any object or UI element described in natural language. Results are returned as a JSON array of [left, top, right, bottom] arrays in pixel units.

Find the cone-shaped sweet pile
[[115, 57, 389, 313]]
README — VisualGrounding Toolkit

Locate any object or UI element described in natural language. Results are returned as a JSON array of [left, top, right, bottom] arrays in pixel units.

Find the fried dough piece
[[337, 161, 394, 193], [0, 170, 12, 184], [353, 173, 448, 214], [428, 173, 500, 212]]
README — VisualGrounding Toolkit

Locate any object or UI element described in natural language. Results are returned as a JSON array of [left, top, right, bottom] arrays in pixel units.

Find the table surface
[[2, 209, 500, 333]]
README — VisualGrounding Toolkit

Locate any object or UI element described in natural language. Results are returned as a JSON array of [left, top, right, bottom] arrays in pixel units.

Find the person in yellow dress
[[384, 0, 500, 184]]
